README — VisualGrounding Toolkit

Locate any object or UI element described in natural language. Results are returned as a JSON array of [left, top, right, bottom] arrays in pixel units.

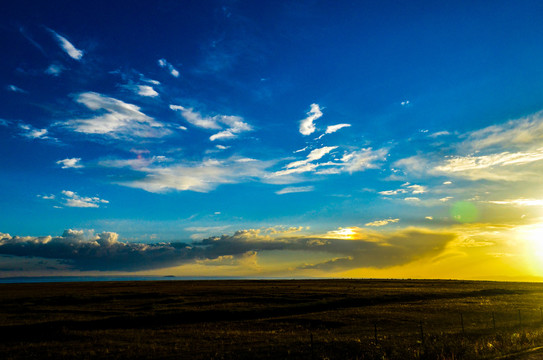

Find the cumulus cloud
[[62, 92, 170, 138], [158, 58, 179, 77], [56, 158, 83, 169], [49, 29, 83, 60], [170, 105, 252, 141], [299, 103, 322, 136], [365, 218, 400, 227], [61, 190, 109, 208], [276, 186, 314, 195], [0, 227, 456, 272]]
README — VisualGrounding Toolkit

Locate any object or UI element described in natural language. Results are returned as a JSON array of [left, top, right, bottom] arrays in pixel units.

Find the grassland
[[1, 279, 543, 359]]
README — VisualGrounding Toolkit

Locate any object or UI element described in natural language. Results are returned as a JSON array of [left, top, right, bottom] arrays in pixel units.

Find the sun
[[518, 223, 543, 272]]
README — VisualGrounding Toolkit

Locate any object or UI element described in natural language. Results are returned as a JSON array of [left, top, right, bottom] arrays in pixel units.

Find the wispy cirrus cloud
[[48, 29, 83, 60], [45, 64, 64, 76], [101, 156, 271, 193], [158, 58, 179, 78], [19, 124, 49, 139], [275, 186, 314, 195], [7, 85, 26, 93], [299, 103, 322, 136], [395, 111, 543, 182], [61, 92, 170, 138], [170, 105, 252, 141]]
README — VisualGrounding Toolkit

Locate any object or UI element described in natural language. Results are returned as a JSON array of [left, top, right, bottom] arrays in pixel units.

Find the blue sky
[[2, 1, 543, 279]]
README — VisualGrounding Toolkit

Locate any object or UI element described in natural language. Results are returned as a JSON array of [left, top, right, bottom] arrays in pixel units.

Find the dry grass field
[[1, 279, 543, 359]]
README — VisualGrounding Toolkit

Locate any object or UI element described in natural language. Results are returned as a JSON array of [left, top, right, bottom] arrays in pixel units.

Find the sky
[[2, 0, 543, 280]]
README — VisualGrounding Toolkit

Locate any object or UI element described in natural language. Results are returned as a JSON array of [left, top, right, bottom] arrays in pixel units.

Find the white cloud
[[158, 58, 179, 77], [401, 100, 410, 106], [340, 147, 388, 173], [170, 105, 252, 141], [434, 149, 543, 174], [429, 130, 450, 138], [56, 158, 83, 169], [274, 146, 336, 177], [7, 85, 26, 93], [276, 186, 314, 195], [299, 103, 322, 136], [365, 218, 399, 227], [325, 123, 351, 134], [102, 157, 272, 193], [50, 30, 83, 60], [404, 197, 421, 202], [485, 199, 543, 207], [61, 190, 108, 208], [440, 196, 453, 202], [45, 64, 63, 76], [63, 92, 170, 138], [425, 216, 433, 220], [124, 84, 159, 98], [443, 181, 452, 185], [37, 194, 55, 200], [19, 124, 49, 139]]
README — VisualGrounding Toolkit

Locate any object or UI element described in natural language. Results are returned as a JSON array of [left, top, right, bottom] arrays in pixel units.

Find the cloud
[[273, 146, 337, 176], [401, 100, 410, 106], [485, 199, 543, 207], [395, 111, 543, 183], [379, 182, 426, 197], [170, 105, 252, 141], [56, 158, 83, 169], [299, 103, 322, 136], [19, 124, 49, 139], [0, 226, 456, 272], [276, 186, 314, 195], [365, 218, 400, 227], [45, 64, 63, 76], [62, 92, 170, 138], [325, 123, 351, 134], [61, 190, 109, 208], [158, 58, 179, 77], [49, 29, 83, 60], [101, 156, 272, 193], [7, 85, 26, 93], [272, 146, 388, 178], [429, 130, 450, 138], [434, 149, 543, 174], [124, 84, 159, 98]]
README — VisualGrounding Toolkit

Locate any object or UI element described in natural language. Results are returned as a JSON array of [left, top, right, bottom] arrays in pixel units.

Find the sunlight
[[518, 223, 543, 273]]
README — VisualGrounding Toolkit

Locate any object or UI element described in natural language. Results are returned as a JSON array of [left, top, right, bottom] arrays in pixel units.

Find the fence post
[[492, 312, 496, 331], [460, 313, 465, 335], [374, 323, 378, 343], [419, 321, 424, 344], [310, 332, 314, 360]]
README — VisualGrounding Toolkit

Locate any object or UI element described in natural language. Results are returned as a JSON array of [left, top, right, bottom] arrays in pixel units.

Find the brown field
[[1, 279, 543, 359]]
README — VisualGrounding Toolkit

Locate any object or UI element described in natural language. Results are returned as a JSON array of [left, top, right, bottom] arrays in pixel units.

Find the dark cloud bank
[[0, 228, 456, 272]]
